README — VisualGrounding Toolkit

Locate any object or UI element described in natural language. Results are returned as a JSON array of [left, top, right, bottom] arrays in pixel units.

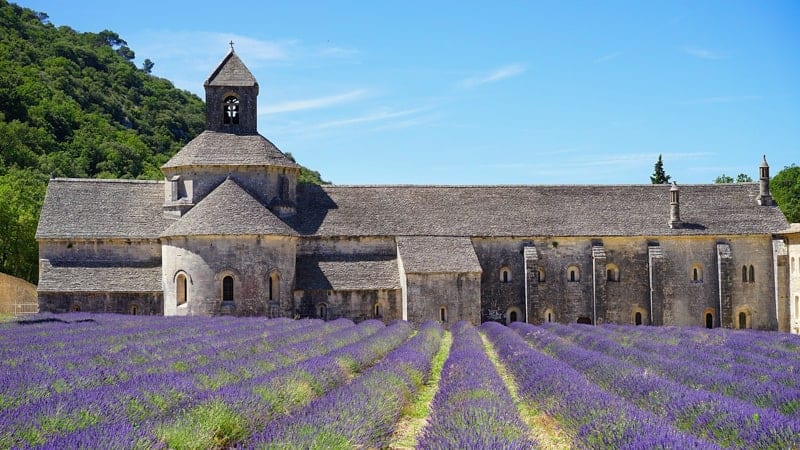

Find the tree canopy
[[771, 165, 800, 223], [0, 0, 325, 283], [714, 173, 753, 183], [650, 154, 671, 184]]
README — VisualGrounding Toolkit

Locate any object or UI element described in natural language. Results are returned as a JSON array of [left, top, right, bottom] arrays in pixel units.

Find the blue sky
[[20, 0, 800, 185]]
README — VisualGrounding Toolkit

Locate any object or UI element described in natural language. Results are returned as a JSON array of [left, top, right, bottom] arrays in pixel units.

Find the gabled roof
[[36, 179, 168, 240], [205, 51, 257, 87], [38, 260, 162, 293], [161, 178, 296, 238], [161, 131, 300, 169], [295, 254, 400, 290], [397, 236, 482, 274], [290, 183, 790, 237]]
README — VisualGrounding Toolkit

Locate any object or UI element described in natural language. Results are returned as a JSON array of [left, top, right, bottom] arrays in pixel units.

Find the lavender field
[[1, 314, 799, 449]]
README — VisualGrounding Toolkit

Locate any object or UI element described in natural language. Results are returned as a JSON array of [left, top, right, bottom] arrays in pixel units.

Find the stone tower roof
[[161, 131, 300, 169], [161, 178, 296, 237], [205, 50, 257, 88]]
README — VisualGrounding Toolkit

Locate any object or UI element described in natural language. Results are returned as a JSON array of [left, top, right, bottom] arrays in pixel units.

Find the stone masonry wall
[[162, 235, 296, 317], [405, 272, 481, 326]]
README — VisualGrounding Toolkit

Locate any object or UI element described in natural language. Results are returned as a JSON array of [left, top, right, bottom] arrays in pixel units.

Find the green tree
[[715, 173, 753, 183], [650, 154, 671, 184], [0, 169, 47, 283], [715, 174, 734, 184], [771, 165, 800, 223]]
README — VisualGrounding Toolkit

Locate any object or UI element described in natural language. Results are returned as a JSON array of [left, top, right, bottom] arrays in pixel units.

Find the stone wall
[[39, 239, 161, 264], [0, 273, 38, 315], [787, 234, 800, 334], [405, 272, 481, 326], [476, 234, 778, 329], [162, 235, 296, 317], [38, 292, 162, 315], [294, 289, 401, 322]]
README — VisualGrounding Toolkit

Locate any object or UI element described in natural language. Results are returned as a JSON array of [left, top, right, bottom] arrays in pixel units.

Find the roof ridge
[[50, 178, 163, 184]]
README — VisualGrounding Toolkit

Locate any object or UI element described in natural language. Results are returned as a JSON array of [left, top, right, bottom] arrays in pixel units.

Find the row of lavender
[[509, 322, 800, 449], [0, 314, 397, 448]]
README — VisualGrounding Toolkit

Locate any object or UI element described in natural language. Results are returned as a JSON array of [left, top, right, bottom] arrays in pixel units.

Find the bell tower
[[204, 44, 259, 134]]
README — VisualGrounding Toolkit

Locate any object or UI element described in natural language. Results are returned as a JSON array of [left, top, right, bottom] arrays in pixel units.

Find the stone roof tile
[[38, 260, 162, 293], [397, 236, 482, 274], [161, 178, 296, 237], [35, 179, 167, 240], [205, 51, 257, 87], [290, 183, 789, 237], [295, 254, 400, 290], [161, 131, 299, 169]]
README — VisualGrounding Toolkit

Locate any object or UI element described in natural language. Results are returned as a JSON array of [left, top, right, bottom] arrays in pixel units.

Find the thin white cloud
[[459, 64, 527, 88], [679, 95, 763, 105], [683, 46, 728, 60], [260, 89, 368, 115], [315, 107, 428, 130], [595, 52, 622, 63]]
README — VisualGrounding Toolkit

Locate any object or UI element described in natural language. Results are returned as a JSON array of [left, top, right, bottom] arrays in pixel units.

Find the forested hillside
[[0, 0, 324, 284]]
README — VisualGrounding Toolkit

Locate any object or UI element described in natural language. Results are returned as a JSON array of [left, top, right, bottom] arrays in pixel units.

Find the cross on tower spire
[[229, 40, 235, 52]]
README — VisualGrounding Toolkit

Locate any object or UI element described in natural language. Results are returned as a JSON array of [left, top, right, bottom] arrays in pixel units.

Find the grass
[[156, 400, 247, 450], [480, 332, 574, 450], [387, 330, 452, 449]]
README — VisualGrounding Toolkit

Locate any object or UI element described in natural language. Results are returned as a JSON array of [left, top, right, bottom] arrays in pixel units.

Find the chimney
[[758, 155, 773, 206], [669, 182, 682, 229]]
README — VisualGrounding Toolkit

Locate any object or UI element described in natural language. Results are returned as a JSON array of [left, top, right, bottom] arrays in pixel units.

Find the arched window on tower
[[222, 275, 234, 302], [176, 273, 188, 306], [748, 265, 755, 283], [742, 265, 748, 283], [223, 96, 240, 125], [269, 271, 279, 301]]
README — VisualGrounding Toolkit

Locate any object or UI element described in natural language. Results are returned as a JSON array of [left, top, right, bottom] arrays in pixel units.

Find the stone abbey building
[[36, 50, 800, 332]]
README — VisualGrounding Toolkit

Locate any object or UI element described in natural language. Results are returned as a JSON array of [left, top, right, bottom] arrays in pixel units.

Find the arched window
[[795, 295, 799, 315], [317, 303, 328, 320], [506, 307, 521, 323], [544, 308, 554, 323], [439, 306, 448, 323], [748, 265, 755, 283], [691, 264, 703, 283], [567, 265, 580, 282], [742, 265, 748, 283], [222, 275, 234, 302], [606, 264, 620, 282], [130, 304, 139, 315], [223, 96, 240, 124], [703, 307, 715, 328], [537, 267, 546, 283], [374, 303, 382, 318], [736, 308, 752, 329], [635, 311, 642, 326], [269, 271, 279, 301], [176, 273, 188, 306], [500, 267, 512, 283]]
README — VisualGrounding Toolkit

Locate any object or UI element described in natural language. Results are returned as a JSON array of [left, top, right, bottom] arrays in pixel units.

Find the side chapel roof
[[397, 236, 482, 274], [295, 254, 400, 290], [35, 179, 167, 240], [161, 178, 296, 238], [38, 260, 162, 293]]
